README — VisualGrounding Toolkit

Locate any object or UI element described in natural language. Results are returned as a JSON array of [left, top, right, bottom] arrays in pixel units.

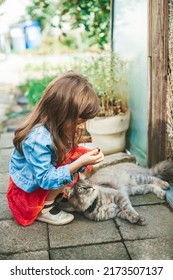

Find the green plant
[[79, 53, 128, 117], [59, 0, 110, 49], [25, 0, 110, 50], [20, 76, 56, 106], [0, 0, 5, 5]]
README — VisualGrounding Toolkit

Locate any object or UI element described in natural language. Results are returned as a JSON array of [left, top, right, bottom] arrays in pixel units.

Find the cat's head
[[65, 173, 98, 212]]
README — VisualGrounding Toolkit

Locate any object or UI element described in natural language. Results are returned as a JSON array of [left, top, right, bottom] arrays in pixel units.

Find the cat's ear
[[65, 187, 74, 199], [78, 172, 86, 181]]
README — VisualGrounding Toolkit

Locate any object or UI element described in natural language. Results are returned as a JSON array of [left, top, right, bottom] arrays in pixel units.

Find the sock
[[44, 200, 54, 206], [40, 200, 55, 214]]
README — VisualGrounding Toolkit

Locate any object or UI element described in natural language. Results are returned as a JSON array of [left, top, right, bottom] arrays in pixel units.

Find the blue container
[[24, 21, 41, 49]]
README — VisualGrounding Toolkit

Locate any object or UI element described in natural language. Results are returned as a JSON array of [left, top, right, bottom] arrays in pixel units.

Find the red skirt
[[6, 146, 92, 226]]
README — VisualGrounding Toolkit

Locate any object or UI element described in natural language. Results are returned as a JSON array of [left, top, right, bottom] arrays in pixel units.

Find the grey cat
[[66, 160, 173, 225]]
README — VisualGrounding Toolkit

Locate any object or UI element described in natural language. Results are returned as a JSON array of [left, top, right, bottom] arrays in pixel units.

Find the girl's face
[[66, 119, 86, 134], [65, 119, 87, 145], [75, 119, 87, 133]]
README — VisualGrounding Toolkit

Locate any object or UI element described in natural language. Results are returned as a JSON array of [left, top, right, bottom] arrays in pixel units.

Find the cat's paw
[[136, 215, 146, 226], [131, 214, 146, 225], [160, 181, 170, 190], [157, 190, 166, 199]]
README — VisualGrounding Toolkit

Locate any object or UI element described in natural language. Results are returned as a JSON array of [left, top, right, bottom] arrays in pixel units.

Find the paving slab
[[116, 205, 173, 240], [130, 193, 165, 206], [0, 173, 9, 193], [50, 242, 130, 260], [92, 152, 136, 172], [48, 213, 121, 249], [0, 104, 11, 116], [0, 250, 49, 260], [0, 220, 49, 254], [0, 193, 13, 220], [0, 87, 15, 105], [0, 86, 16, 133], [0, 148, 13, 173], [0, 132, 14, 149], [125, 237, 173, 260]]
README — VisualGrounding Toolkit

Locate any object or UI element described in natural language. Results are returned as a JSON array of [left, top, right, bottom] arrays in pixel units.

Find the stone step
[[92, 152, 136, 172]]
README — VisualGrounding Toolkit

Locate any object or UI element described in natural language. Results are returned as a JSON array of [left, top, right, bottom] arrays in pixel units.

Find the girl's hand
[[77, 148, 104, 166], [68, 148, 104, 175]]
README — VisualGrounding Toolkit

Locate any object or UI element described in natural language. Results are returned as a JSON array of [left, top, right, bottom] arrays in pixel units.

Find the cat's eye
[[78, 188, 84, 193]]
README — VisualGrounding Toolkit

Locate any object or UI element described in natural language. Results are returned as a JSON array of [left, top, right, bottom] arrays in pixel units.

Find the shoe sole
[[36, 215, 74, 225]]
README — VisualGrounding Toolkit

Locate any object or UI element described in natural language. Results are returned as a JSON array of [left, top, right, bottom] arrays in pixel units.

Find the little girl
[[6, 71, 104, 226]]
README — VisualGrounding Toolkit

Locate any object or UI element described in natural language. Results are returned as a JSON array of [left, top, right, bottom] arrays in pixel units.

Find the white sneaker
[[37, 203, 74, 225]]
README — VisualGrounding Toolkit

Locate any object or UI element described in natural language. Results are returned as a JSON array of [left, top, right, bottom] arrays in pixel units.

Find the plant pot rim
[[94, 109, 130, 120]]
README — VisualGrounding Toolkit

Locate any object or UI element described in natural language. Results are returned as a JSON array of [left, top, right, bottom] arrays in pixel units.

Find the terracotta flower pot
[[86, 110, 130, 155]]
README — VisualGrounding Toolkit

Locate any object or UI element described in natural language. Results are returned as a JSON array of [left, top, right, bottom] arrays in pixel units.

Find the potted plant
[[84, 53, 130, 155]]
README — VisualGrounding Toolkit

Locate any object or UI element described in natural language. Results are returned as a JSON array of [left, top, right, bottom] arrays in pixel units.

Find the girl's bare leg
[[46, 187, 65, 201]]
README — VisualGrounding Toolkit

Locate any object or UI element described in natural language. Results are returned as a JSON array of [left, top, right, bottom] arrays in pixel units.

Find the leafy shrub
[[20, 76, 56, 106]]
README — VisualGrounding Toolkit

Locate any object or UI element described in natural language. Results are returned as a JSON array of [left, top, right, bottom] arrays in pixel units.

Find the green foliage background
[[25, 0, 110, 49]]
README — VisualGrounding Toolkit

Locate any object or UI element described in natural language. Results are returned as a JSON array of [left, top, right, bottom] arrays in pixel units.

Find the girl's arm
[[68, 149, 104, 174], [22, 130, 103, 190]]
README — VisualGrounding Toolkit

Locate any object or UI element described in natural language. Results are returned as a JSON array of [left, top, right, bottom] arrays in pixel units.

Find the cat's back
[[90, 162, 147, 187], [93, 162, 145, 176]]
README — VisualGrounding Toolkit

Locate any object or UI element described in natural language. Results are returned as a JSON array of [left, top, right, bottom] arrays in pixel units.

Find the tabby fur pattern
[[66, 160, 173, 225]]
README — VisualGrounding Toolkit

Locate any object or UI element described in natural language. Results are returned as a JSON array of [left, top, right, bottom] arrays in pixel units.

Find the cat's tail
[[149, 160, 173, 183]]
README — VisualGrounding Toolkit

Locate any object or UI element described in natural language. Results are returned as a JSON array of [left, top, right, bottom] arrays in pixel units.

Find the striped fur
[[66, 160, 173, 225]]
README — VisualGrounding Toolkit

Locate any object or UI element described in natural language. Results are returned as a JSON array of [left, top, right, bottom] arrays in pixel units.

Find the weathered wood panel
[[148, 0, 168, 166]]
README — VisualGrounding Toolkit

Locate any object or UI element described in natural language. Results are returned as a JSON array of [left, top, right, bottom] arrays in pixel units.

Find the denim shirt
[[9, 125, 74, 193]]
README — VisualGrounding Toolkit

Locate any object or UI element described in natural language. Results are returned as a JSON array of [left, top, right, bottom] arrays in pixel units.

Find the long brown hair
[[13, 71, 99, 162]]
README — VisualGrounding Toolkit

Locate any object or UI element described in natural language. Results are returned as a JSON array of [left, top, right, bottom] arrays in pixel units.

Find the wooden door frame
[[147, 0, 168, 166]]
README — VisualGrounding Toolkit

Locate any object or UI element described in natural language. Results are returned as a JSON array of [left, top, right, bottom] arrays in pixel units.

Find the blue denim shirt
[[9, 125, 74, 193]]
